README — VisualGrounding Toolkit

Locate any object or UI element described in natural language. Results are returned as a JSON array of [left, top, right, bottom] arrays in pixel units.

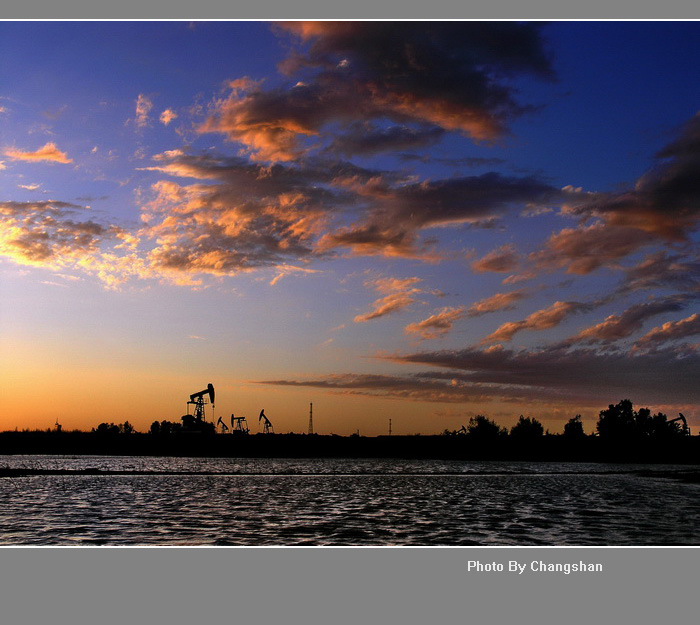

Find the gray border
[[3, 0, 700, 20], [0, 547, 698, 624], [2, 6, 698, 625]]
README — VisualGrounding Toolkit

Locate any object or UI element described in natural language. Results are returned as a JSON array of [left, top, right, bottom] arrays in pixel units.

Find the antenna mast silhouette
[[308, 403, 314, 435]]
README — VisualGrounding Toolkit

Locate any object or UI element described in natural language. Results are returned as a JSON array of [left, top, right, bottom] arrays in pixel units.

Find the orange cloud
[[471, 244, 519, 273], [405, 307, 466, 339], [135, 94, 153, 128], [532, 223, 655, 274], [201, 23, 554, 162], [483, 301, 585, 343], [354, 276, 424, 322], [636, 313, 700, 347], [467, 290, 527, 316], [5, 142, 73, 164], [571, 299, 686, 344], [160, 109, 177, 125]]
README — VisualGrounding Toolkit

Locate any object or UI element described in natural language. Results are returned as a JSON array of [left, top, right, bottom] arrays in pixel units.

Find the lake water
[[1, 456, 699, 546]]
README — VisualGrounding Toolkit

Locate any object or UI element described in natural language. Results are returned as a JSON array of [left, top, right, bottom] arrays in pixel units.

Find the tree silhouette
[[563, 414, 586, 438], [467, 415, 507, 440], [596, 399, 637, 439], [94, 422, 120, 436], [510, 415, 544, 440], [596, 399, 687, 440]]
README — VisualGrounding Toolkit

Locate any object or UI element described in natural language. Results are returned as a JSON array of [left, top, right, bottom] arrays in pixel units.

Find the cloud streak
[[5, 142, 73, 164], [354, 276, 423, 322], [405, 307, 467, 339], [571, 297, 689, 344], [636, 313, 700, 347], [483, 300, 589, 343], [257, 341, 700, 407]]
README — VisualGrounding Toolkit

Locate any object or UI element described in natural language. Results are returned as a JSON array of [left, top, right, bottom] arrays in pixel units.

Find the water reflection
[[0, 456, 698, 545]]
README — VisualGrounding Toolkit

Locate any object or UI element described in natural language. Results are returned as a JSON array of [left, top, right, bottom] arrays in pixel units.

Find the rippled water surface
[[1, 456, 699, 545]]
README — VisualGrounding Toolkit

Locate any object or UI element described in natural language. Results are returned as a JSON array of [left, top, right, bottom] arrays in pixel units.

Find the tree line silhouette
[[0, 399, 694, 462], [441, 399, 689, 442]]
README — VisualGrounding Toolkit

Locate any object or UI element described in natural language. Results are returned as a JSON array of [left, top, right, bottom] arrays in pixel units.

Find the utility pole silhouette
[[389, 418, 392, 436], [308, 403, 314, 435]]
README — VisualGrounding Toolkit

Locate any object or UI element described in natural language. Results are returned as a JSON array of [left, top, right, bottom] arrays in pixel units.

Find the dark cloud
[[257, 341, 700, 406], [201, 22, 554, 160], [563, 112, 700, 240], [532, 223, 656, 274], [256, 372, 513, 404], [619, 251, 700, 295], [397, 154, 507, 168], [388, 343, 700, 405], [571, 297, 690, 343], [146, 150, 559, 263], [327, 124, 445, 157], [322, 172, 559, 257]]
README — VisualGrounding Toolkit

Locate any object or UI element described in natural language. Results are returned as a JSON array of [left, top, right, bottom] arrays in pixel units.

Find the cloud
[[269, 264, 320, 285], [256, 342, 700, 407], [280, 22, 553, 138], [620, 251, 700, 295], [369, 276, 422, 293], [483, 300, 589, 343], [327, 124, 445, 157], [255, 372, 497, 403], [140, 148, 561, 266], [134, 147, 563, 278], [405, 307, 467, 339], [471, 244, 519, 273], [562, 111, 700, 240], [532, 223, 656, 275], [636, 313, 700, 348], [570, 298, 689, 344], [322, 172, 559, 258], [0, 200, 156, 288], [135, 94, 153, 128], [160, 109, 178, 125], [200, 22, 554, 161], [0, 200, 109, 265], [467, 290, 528, 316], [354, 276, 423, 322], [18, 183, 41, 191], [139, 149, 556, 275], [138, 153, 356, 277], [385, 342, 700, 406], [4, 142, 73, 164]]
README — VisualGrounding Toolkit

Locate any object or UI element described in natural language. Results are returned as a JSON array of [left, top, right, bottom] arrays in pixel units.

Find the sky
[[1, 21, 699, 436]]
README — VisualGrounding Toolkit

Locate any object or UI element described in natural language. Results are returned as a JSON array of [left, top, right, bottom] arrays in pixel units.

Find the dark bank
[[1, 398, 696, 465]]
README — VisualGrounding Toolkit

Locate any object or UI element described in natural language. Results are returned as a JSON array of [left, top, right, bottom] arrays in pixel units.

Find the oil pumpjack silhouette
[[259, 409, 274, 434], [181, 383, 276, 435], [181, 383, 215, 432]]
